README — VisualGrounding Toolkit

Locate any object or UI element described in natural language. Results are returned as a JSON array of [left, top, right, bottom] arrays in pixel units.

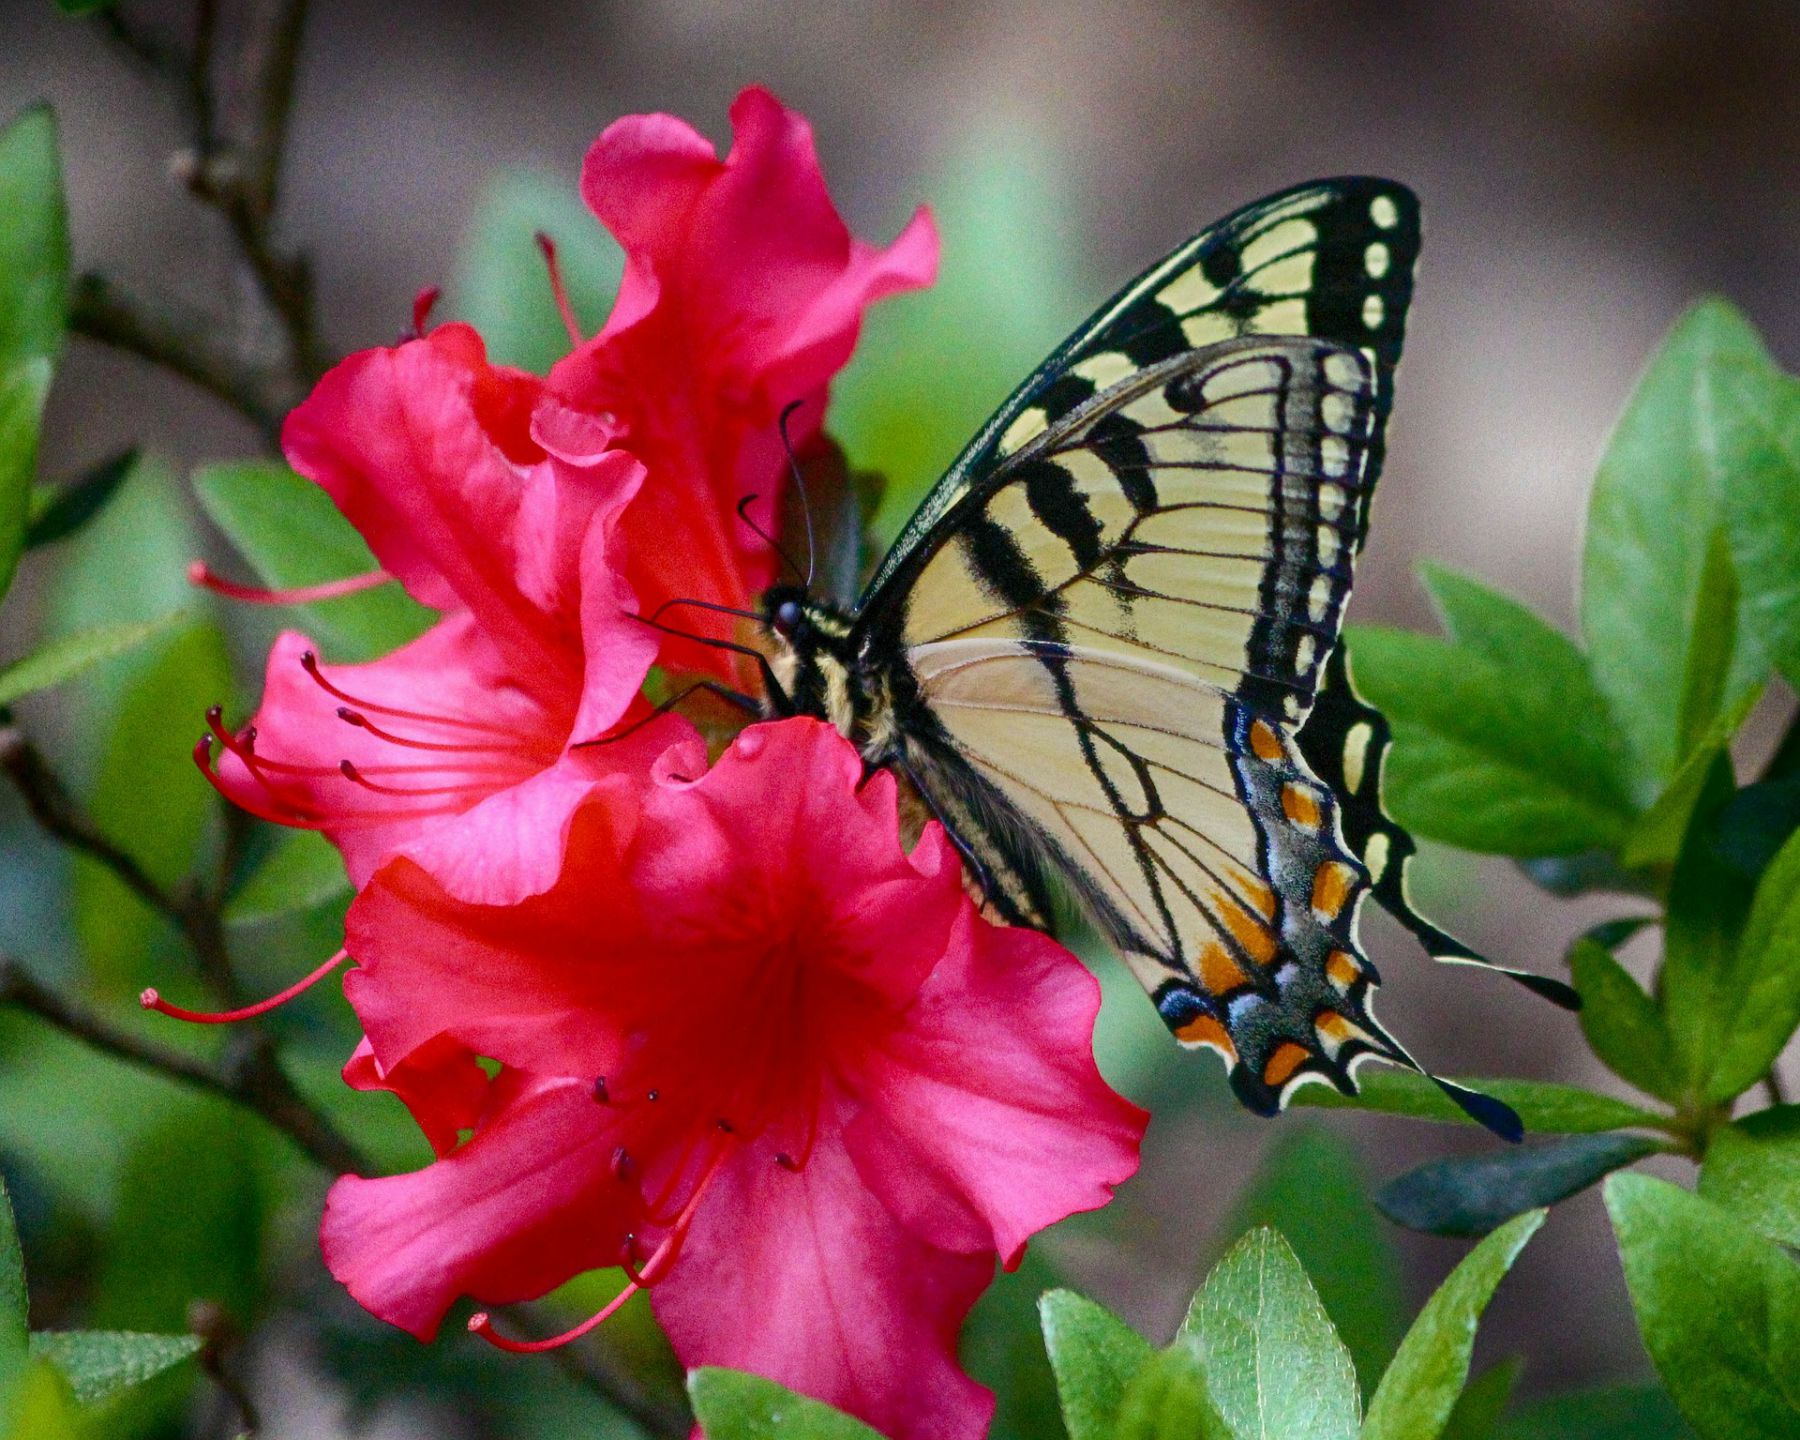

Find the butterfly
[[722, 179, 1576, 1140]]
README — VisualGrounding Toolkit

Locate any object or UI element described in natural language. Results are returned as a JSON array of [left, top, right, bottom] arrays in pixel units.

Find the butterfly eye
[[773, 600, 804, 637]]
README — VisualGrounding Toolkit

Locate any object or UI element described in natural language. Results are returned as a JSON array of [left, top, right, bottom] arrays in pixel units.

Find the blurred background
[[3, 1, 1798, 1435]]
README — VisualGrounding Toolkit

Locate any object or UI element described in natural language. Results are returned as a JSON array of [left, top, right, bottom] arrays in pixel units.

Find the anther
[[610, 1146, 634, 1182], [775, 1152, 799, 1172], [645, 1089, 659, 1103], [141, 949, 350, 1025], [592, 1076, 609, 1105], [337, 707, 367, 727], [535, 232, 583, 349], [715, 1118, 734, 1134]]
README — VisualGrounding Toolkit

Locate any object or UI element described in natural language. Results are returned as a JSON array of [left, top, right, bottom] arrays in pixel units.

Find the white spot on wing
[[999, 407, 1048, 456], [1343, 722, 1374, 793], [1370, 194, 1400, 230], [1362, 293, 1385, 330], [1364, 241, 1391, 278]]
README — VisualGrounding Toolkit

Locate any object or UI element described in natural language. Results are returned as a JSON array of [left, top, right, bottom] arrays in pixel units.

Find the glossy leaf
[[1704, 827, 1800, 1100], [1344, 617, 1634, 857], [1040, 1290, 1154, 1440], [1581, 300, 1774, 795], [1713, 776, 1800, 883], [686, 1367, 884, 1439], [1698, 1105, 1800, 1248], [1718, 360, 1800, 686], [1672, 526, 1741, 761], [1607, 1174, 1800, 1440], [1115, 1339, 1236, 1440], [451, 168, 622, 375], [0, 611, 191, 709], [1361, 1210, 1545, 1440], [72, 619, 230, 988], [223, 828, 349, 927], [1376, 1134, 1659, 1237], [1622, 684, 1764, 871], [1290, 1071, 1663, 1135], [0, 361, 51, 612], [1497, 1384, 1692, 1440], [193, 459, 432, 663], [1181, 1227, 1359, 1440], [1219, 1126, 1402, 1396], [1569, 939, 1679, 1100], [24, 448, 136, 551], [30, 1331, 202, 1405], [1440, 1357, 1523, 1440]]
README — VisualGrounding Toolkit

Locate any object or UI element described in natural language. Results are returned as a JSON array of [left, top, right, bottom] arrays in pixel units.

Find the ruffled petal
[[321, 1073, 627, 1339], [845, 905, 1147, 1264], [342, 1034, 490, 1159], [653, 1133, 995, 1440]]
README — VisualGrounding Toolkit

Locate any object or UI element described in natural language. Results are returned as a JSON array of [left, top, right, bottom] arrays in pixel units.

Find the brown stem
[[1764, 1067, 1789, 1108], [67, 272, 296, 442]]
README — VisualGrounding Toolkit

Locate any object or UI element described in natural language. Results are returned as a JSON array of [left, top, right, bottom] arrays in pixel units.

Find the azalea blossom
[[323, 720, 1146, 1440], [549, 85, 938, 677], [197, 322, 682, 906]]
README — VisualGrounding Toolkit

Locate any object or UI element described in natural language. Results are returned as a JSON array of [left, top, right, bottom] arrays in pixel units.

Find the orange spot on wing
[[1325, 950, 1361, 989], [1263, 1041, 1311, 1088], [1281, 783, 1322, 830], [1249, 720, 1285, 763], [1315, 1011, 1354, 1048], [1311, 861, 1358, 920], [1174, 1013, 1237, 1061], [1196, 942, 1250, 996], [1218, 894, 1278, 966]]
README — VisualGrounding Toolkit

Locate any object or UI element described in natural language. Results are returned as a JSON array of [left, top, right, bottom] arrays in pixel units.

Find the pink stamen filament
[[141, 950, 349, 1024], [190, 561, 393, 606], [335, 707, 523, 756], [299, 653, 527, 743], [535, 232, 584, 348], [338, 760, 488, 798], [468, 1141, 733, 1354], [193, 735, 472, 831]]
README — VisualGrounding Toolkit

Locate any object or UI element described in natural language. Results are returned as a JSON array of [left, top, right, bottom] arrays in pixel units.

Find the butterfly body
[[755, 179, 1574, 1141]]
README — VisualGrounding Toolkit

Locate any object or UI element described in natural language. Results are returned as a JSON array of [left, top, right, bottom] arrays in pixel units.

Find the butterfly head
[[757, 583, 862, 735]]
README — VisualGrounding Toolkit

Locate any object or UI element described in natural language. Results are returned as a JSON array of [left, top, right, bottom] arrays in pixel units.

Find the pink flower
[[550, 86, 937, 678], [200, 323, 687, 904], [323, 719, 1145, 1440]]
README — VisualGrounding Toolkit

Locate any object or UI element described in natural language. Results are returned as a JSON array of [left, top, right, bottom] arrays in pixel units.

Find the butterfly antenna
[[777, 399, 817, 587], [734, 493, 809, 585]]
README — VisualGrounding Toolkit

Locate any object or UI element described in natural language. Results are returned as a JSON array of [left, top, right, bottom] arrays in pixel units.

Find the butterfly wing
[[869, 333, 1521, 1137]]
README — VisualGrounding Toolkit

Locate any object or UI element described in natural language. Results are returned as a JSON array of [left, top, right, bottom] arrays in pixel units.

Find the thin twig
[[512, 1302, 691, 1439], [1763, 1068, 1789, 1108], [68, 272, 295, 442]]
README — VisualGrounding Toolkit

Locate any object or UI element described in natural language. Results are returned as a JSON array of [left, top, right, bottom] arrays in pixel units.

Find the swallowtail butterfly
[[751, 179, 1577, 1139]]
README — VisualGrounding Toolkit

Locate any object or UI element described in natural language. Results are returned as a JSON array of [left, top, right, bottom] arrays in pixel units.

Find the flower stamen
[[141, 949, 350, 1024], [535, 231, 584, 348], [189, 561, 394, 606]]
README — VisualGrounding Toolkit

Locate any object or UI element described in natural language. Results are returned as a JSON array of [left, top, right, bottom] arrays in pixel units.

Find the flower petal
[[321, 1073, 626, 1340], [654, 1134, 996, 1440], [845, 904, 1148, 1264], [342, 1034, 490, 1159]]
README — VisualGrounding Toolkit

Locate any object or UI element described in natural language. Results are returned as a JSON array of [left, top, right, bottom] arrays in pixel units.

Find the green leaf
[[451, 169, 622, 375], [1040, 1290, 1155, 1440], [1220, 1126, 1402, 1396], [1343, 617, 1634, 857], [192, 460, 432, 662], [1622, 683, 1764, 870], [1290, 1071, 1663, 1134], [0, 360, 52, 611], [1713, 776, 1800, 885], [93, 1100, 265, 1334], [1440, 1358, 1523, 1440], [0, 1178, 26, 1399], [1497, 1385, 1692, 1440], [0, 611, 191, 709], [0, 106, 69, 371], [1673, 528, 1743, 759], [73, 619, 230, 987], [25, 448, 136, 551], [1569, 939, 1680, 1100], [1375, 1134, 1659, 1237], [54, 0, 118, 15], [686, 1367, 884, 1439], [1698, 1105, 1800, 1247], [1361, 1210, 1545, 1440], [1607, 1174, 1800, 1440], [29, 1331, 203, 1405], [3, 1363, 78, 1440], [1116, 1339, 1237, 1440], [1718, 361, 1800, 687], [223, 828, 349, 926], [1581, 300, 1774, 796], [1181, 1227, 1359, 1440], [1704, 827, 1800, 1100]]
